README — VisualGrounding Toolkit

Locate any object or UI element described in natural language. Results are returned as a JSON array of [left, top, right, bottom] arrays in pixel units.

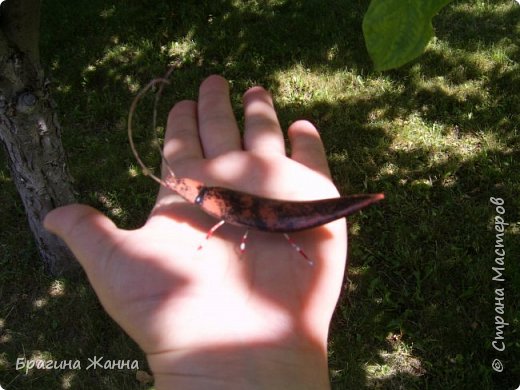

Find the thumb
[[44, 204, 121, 273]]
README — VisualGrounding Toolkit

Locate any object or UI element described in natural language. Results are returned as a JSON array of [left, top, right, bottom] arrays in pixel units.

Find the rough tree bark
[[0, 0, 78, 275]]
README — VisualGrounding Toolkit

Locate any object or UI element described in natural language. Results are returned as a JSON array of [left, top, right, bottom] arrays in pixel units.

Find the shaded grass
[[1, 0, 519, 388]]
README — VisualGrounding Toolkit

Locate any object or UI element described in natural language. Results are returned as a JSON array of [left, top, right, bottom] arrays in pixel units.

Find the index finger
[[163, 100, 203, 168]]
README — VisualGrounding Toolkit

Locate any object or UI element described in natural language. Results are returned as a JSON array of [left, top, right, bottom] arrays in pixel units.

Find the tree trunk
[[0, 0, 78, 275]]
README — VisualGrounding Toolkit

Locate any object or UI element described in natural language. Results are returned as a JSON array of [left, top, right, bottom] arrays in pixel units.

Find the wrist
[[147, 341, 330, 389]]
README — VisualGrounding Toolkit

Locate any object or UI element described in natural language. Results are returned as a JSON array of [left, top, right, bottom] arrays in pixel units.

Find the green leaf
[[363, 0, 453, 71]]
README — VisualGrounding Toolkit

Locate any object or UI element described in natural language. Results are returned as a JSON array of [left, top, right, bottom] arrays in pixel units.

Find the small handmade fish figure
[[128, 74, 384, 264]]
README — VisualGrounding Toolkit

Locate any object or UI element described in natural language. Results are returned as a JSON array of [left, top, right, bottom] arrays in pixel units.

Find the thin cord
[[152, 67, 176, 179], [127, 68, 177, 185]]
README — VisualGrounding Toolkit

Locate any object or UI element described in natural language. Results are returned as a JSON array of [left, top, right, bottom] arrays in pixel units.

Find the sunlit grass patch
[[274, 63, 399, 106], [365, 334, 425, 386], [161, 35, 201, 64]]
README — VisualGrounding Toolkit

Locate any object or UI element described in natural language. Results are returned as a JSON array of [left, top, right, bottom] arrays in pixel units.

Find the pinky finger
[[288, 120, 331, 179]]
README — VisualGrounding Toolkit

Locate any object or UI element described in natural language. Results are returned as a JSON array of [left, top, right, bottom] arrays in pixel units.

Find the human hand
[[44, 75, 347, 389]]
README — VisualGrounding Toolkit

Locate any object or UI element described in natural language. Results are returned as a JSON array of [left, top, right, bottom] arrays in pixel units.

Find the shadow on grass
[[1, 0, 518, 389]]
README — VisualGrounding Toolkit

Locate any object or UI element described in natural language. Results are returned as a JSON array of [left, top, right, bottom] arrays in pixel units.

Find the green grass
[[1, 0, 519, 388]]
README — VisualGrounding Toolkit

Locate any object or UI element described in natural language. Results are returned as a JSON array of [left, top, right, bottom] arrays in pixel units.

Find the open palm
[[45, 75, 347, 388]]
